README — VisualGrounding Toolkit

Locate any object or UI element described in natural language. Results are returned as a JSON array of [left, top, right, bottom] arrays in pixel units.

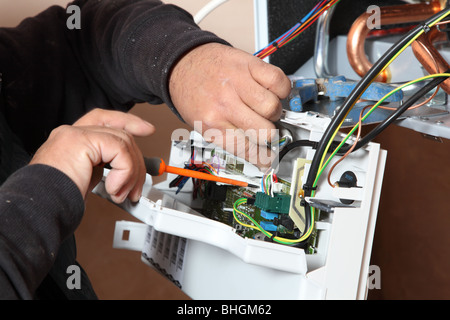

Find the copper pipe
[[346, 1, 443, 82], [411, 26, 450, 93]]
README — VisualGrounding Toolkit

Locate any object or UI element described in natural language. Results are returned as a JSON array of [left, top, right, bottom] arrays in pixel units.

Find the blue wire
[[254, 0, 330, 56]]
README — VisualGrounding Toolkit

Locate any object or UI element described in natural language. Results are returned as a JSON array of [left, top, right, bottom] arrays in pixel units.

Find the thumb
[[74, 108, 156, 137]]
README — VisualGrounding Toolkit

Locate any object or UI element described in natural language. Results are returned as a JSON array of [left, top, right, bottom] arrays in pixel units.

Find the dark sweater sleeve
[[70, 0, 231, 114], [0, 0, 230, 154], [0, 164, 85, 299]]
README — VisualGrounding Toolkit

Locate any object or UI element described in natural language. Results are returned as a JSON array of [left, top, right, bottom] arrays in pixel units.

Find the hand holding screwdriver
[[144, 157, 257, 188]]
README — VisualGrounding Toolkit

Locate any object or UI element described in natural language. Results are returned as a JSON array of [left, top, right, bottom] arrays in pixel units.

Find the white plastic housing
[[93, 113, 386, 300]]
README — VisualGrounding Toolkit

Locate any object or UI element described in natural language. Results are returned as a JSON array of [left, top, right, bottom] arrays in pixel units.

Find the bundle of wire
[[169, 149, 219, 198], [233, 197, 313, 246], [239, 140, 318, 247], [301, 7, 450, 237], [242, 6, 450, 247], [254, 0, 341, 60], [323, 72, 450, 188], [261, 168, 277, 197], [249, 73, 450, 246], [205, 3, 450, 248]]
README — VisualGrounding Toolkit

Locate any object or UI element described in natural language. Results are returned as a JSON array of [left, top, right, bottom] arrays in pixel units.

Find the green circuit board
[[202, 186, 263, 239]]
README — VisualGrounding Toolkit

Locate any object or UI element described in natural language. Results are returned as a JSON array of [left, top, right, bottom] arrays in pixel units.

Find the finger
[[222, 99, 279, 145], [203, 124, 276, 170], [102, 139, 145, 203], [127, 165, 146, 202], [236, 83, 283, 123], [30, 125, 146, 203], [78, 126, 145, 203], [115, 136, 146, 203], [100, 131, 146, 203], [248, 59, 291, 99], [74, 108, 155, 137]]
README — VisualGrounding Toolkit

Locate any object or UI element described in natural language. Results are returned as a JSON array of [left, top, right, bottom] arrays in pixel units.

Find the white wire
[[194, 0, 230, 24]]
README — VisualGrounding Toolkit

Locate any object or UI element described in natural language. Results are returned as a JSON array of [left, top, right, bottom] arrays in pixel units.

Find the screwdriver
[[144, 157, 258, 188]]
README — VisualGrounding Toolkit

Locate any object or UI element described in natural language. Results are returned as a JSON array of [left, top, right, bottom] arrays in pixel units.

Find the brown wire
[[327, 105, 371, 187], [327, 38, 442, 187], [378, 40, 440, 111]]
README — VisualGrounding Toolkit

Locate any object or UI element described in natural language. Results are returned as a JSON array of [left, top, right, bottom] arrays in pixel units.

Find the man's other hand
[[30, 109, 155, 203]]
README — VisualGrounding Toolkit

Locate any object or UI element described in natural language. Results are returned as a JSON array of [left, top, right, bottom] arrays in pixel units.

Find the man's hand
[[169, 43, 291, 168], [30, 109, 155, 203]]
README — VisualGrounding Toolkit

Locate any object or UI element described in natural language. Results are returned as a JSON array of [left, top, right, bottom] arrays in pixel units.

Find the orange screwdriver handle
[[144, 157, 249, 187], [164, 165, 248, 187]]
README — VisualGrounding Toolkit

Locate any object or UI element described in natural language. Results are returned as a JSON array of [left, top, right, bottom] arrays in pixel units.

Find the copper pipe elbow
[[347, 1, 444, 82], [411, 26, 450, 93]]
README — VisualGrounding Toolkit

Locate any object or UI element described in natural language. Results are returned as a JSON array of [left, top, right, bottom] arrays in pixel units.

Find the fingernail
[[144, 120, 155, 128], [130, 194, 141, 203], [112, 189, 127, 203]]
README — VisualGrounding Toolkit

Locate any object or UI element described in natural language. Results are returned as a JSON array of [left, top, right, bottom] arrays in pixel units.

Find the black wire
[[271, 140, 318, 169], [269, 138, 354, 248], [267, 139, 317, 248], [299, 7, 450, 244], [259, 70, 447, 247], [304, 8, 450, 195], [272, 139, 346, 168], [338, 72, 450, 154]]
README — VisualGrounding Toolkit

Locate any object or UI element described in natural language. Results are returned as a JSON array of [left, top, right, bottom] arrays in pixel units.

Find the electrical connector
[[260, 210, 279, 221], [260, 221, 278, 232], [254, 192, 291, 214]]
